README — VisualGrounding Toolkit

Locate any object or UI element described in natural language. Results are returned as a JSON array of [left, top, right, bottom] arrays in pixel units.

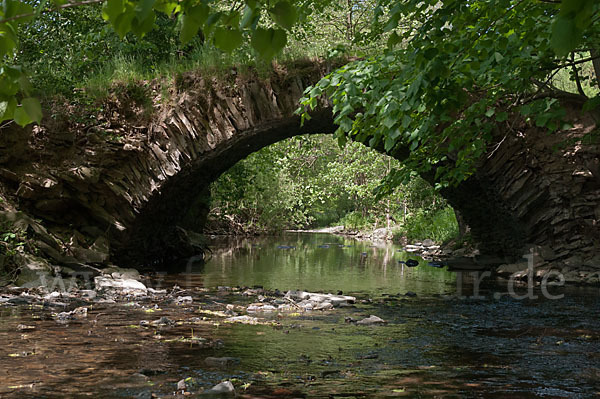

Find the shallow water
[[1, 233, 599, 398]]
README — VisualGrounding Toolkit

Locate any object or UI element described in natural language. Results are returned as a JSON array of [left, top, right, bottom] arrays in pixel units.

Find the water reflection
[[198, 233, 456, 295]]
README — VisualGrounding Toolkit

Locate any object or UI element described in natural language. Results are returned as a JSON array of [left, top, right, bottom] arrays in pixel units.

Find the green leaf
[[485, 108, 495, 117], [0, 20, 19, 57], [384, 135, 395, 151], [551, 15, 579, 56], [270, 1, 297, 30], [154, 0, 178, 15], [495, 111, 508, 122], [424, 47, 438, 60], [131, 12, 155, 37], [251, 27, 287, 60], [0, 75, 19, 97], [113, 6, 135, 38], [0, 33, 17, 58], [383, 15, 398, 32], [13, 104, 32, 126], [583, 96, 600, 112], [21, 97, 42, 124], [134, 0, 156, 21], [0, 98, 16, 122], [102, 0, 124, 23], [179, 4, 209, 44], [535, 113, 551, 127], [214, 27, 243, 53], [387, 31, 401, 48], [2, 0, 33, 24], [241, 5, 260, 29]]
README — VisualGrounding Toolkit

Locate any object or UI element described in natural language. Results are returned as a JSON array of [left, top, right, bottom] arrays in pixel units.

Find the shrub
[[400, 206, 459, 243]]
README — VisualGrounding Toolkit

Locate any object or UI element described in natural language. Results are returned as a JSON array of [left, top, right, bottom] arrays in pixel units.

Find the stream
[[1, 233, 599, 398]]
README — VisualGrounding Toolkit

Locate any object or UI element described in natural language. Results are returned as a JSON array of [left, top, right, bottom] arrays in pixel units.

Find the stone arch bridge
[[1, 60, 598, 271]]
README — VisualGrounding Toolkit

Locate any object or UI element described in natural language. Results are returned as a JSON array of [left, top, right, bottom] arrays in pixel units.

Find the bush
[[399, 207, 459, 243], [339, 211, 371, 231]]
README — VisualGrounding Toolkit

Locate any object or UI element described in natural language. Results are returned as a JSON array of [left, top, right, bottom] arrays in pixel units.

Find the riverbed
[[1, 233, 599, 398]]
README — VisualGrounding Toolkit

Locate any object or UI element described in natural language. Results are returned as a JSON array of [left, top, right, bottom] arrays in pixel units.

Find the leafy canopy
[[300, 0, 600, 187]]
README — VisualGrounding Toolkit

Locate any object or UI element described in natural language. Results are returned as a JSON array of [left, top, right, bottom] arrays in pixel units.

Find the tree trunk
[[590, 49, 600, 92], [453, 209, 468, 238], [346, 0, 353, 41]]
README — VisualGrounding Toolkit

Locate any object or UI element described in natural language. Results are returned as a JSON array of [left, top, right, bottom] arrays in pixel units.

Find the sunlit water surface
[[1, 233, 599, 398]]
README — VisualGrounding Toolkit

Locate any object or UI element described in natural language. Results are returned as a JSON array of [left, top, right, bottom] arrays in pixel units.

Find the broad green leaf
[[223, 10, 240, 28], [180, 15, 200, 43], [2, 0, 33, 24], [583, 95, 600, 112], [535, 113, 551, 127], [241, 5, 260, 29], [485, 108, 495, 117], [387, 32, 401, 48], [251, 27, 287, 60], [495, 112, 508, 122], [0, 98, 16, 122], [270, 1, 296, 30], [21, 97, 42, 124], [114, 6, 135, 38], [0, 21, 18, 57], [214, 27, 243, 53], [424, 47, 438, 60], [134, 0, 155, 21], [179, 4, 209, 43], [0, 75, 19, 97], [0, 32, 17, 58], [551, 15, 579, 56], [154, 0, 178, 15], [131, 12, 155, 37], [383, 15, 398, 32], [102, 0, 124, 23], [384, 135, 395, 151], [13, 105, 31, 126]]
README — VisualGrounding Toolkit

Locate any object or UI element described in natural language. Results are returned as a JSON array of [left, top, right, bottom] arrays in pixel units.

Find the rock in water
[[357, 315, 387, 326], [94, 275, 147, 295], [405, 259, 419, 267], [422, 239, 435, 247], [202, 381, 235, 396], [427, 261, 445, 268]]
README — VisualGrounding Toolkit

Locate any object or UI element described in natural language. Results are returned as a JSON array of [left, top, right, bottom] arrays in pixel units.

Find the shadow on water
[[0, 233, 599, 398]]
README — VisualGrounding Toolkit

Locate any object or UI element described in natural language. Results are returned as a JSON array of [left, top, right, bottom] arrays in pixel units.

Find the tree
[[301, 0, 600, 188]]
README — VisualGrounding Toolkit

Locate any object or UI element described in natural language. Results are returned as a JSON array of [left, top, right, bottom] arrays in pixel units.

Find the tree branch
[[541, 54, 600, 71], [571, 52, 587, 98]]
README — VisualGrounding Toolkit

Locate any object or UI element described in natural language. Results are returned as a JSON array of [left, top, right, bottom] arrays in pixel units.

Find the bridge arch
[[4, 61, 598, 269]]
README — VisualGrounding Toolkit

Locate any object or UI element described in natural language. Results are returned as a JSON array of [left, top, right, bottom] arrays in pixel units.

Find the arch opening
[[205, 133, 460, 246]]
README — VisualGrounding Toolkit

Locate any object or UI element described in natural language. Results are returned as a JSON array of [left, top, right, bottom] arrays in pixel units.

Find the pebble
[[175, 296, 193, 305]]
